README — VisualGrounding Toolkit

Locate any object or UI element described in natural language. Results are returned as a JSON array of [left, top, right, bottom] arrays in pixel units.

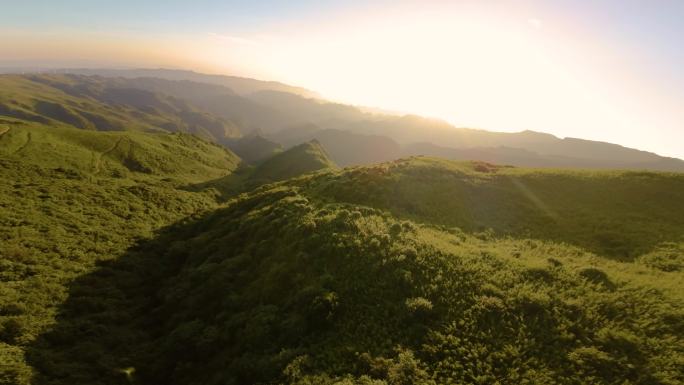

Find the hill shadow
[[180, 164, 257, 202], [25, 214, 210, 385]]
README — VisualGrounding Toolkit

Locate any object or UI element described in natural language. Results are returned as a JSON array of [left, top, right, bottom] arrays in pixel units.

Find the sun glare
[[201, 5, 635, 141], [3, 1, 681, 157]]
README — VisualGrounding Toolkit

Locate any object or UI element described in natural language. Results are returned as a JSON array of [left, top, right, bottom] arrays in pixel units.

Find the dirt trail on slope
[[0, 125, 9, 137], [94, 137, 123, 173], [14, 132, 32, 154]]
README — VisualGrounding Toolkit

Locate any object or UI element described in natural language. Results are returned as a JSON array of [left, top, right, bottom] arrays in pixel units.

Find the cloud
[[208, 32, 258, 46]]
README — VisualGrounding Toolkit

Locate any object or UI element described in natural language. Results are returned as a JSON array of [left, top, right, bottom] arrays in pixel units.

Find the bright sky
[[1, 0, 683, 158]]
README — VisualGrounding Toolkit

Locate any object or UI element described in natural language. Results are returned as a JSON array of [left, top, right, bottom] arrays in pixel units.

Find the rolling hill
[[21, 157, 683, 385], [250, 139, 336, 183], [0, 122, 240, 182], [308, 157, 684, 259]]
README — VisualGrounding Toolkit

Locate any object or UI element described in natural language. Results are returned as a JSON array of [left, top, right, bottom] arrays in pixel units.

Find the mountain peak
[[250, 139, 336, 183]]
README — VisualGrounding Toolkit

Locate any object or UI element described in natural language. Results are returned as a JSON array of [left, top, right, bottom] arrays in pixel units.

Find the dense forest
[[1, 73, 683, 384]]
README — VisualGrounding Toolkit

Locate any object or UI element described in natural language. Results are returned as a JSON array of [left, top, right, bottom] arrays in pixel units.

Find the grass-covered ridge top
[[303, 157, 684, 259]]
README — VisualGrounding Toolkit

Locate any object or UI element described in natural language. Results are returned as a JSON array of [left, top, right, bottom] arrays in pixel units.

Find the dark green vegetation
[[1, 71, 683, 384], [226, 134, 283, 164], [0, 121, 240, 383]]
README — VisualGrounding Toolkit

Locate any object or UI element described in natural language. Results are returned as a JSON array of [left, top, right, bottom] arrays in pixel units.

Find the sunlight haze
[[2, 0, 683, 158]]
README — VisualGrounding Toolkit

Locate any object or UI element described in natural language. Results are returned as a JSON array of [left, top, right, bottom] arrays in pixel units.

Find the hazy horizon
[[2, 0, 683, 159]]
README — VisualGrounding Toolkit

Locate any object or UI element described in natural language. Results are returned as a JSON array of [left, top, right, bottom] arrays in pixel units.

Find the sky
[[1, 0, 683, 158]]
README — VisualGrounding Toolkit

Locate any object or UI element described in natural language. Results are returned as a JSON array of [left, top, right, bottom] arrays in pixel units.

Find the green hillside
[[0, 122, 240, 183], [310, 157, 684, 259], [24, 158, 683, 385], [250, 140, 337, 183], [0, 122, 241, 383]]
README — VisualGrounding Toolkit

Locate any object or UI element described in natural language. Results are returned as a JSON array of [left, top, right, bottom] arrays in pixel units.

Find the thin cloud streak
[[208, 32, 259, 46]]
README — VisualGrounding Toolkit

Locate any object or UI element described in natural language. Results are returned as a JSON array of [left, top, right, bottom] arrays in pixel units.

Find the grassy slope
[[0, 122, 240, 383], [309, 157, 684, 259], [0, 122, 239, 182], [34, 161, 683, 385]]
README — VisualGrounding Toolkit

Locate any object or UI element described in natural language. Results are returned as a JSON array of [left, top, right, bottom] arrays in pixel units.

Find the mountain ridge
[[47, 67, 321, 98], [1, 70, 683, 173]]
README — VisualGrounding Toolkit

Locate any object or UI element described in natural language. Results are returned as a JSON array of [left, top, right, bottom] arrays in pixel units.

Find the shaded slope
[[328, 115, 684, 172], [250, 140, 336, 183], [60, 68, 320, 98], [267, 123, 321, 148], [27, 170, 684, 385], [0, 158, 225, 384], [101, 76, 295, 133], [248, 90, 368, 123], [0, 74, 242, 141], [0, 122, 241, 383], [267, 126, 402, 167], [225, 134, 283, 164]]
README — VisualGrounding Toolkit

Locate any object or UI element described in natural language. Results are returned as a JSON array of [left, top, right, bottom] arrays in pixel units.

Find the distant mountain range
[[37, 68, 321, 99], [1, 68, 682, 172]]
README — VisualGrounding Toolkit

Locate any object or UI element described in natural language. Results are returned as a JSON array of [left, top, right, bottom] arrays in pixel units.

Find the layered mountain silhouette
[[225, 133, 283, 164], [51, 68, 320, 98], [1, 70, 683, 172]]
